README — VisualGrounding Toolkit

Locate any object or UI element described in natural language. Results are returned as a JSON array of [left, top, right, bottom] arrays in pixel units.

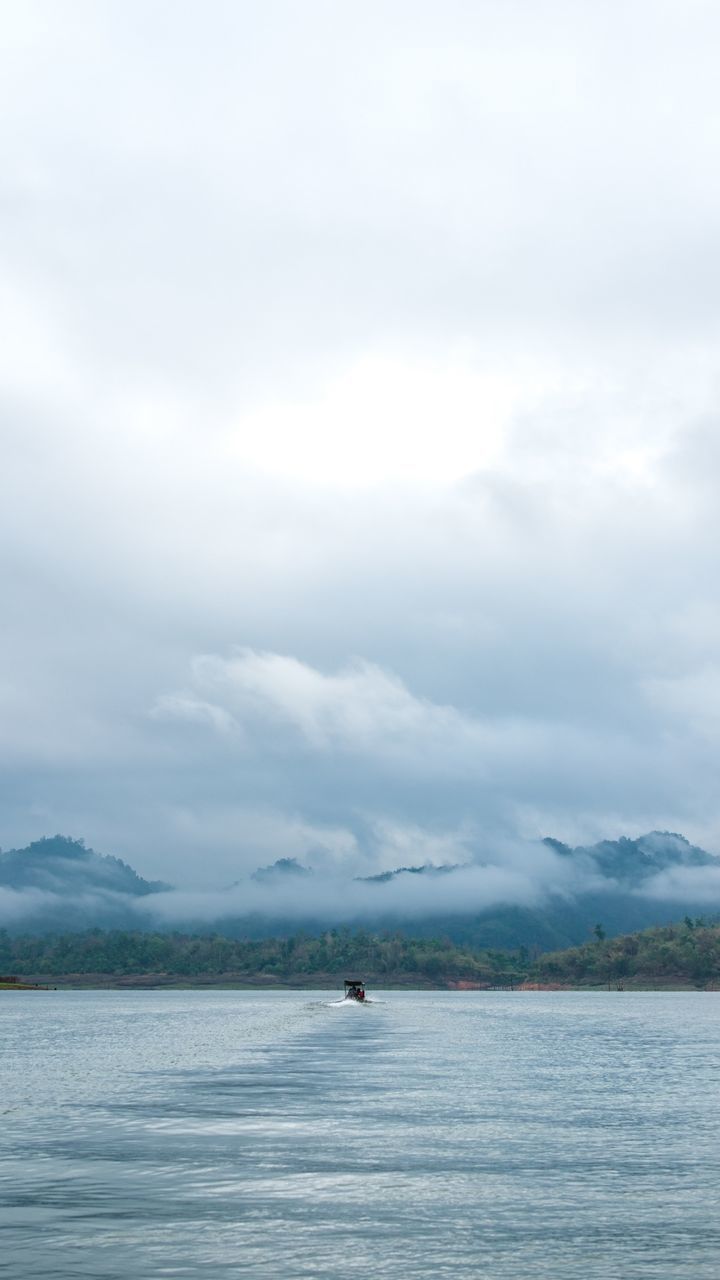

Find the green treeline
[[0, 927, 523, 985], [2, 918, 720, 987], [535, 918, 720, 987]]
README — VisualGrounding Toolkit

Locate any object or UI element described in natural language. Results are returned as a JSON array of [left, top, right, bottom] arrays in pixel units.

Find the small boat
[[343, 979, 366, 1002]]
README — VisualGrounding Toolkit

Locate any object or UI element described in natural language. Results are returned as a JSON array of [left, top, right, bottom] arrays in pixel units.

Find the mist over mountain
[[0, 837, 170, 932], [2, 831, 720, 948]]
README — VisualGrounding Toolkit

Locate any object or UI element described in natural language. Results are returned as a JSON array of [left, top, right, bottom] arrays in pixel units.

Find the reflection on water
[[2, 990, 720, 1278]]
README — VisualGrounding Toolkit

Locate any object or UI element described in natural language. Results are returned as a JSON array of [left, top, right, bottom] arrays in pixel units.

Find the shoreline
[[4, 974, 718, 993]]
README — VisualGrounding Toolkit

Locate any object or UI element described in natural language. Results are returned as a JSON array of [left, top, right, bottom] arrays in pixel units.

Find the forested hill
[[0, 836, 169, 897], [534, 917, 720, 987], [2, 918, 720, 988], [0, 928, 520, 988]]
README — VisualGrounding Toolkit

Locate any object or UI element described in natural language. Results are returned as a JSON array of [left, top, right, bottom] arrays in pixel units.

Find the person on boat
[[344, 980, 366, 1001]]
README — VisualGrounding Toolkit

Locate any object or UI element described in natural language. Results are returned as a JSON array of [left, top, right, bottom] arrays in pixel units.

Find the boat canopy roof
[[344, 979, 365, 987]]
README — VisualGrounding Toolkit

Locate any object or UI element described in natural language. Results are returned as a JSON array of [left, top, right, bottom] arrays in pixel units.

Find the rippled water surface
[[2, 989, 720, 1278]]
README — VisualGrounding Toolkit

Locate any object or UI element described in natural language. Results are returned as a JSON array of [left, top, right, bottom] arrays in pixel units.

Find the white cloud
[[158, 648, 577, 786], [224, 355, 531, 487], [637, 866, 720, 905], [134, 856, 557, 926], [151, 693, 239, 737], [189, 650, 469, 753]]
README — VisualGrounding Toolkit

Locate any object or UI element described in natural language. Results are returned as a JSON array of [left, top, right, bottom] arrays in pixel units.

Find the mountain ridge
[[1, 830, 719, 949]]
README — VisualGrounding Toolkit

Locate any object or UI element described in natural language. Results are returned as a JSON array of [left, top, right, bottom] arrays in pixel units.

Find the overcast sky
[[2, 0, 720, 886]]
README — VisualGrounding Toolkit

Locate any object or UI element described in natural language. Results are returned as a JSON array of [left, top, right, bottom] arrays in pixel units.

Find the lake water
[[2, 989, 720, 1278]]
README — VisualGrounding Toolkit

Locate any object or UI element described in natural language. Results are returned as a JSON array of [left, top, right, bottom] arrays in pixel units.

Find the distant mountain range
[[1, 831, 718, 949]]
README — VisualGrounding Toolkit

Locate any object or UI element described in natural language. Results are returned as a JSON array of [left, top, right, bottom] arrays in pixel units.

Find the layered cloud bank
[[3, 4, 720, 878]]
